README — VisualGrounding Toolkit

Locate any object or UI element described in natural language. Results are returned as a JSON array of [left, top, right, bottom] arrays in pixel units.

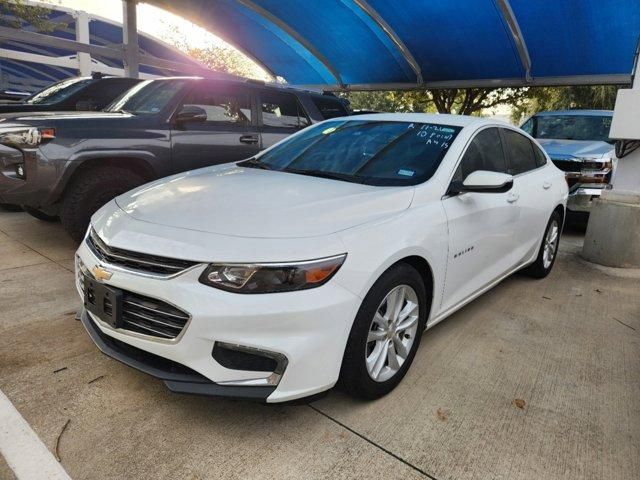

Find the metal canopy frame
[[234, 0, 345, 86], [352, 0, 423, 84], [495, 0, 533, 83]]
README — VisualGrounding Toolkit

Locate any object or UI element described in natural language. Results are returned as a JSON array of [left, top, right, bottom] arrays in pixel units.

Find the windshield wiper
[[282, 167, 362, 183], [238, 157, 273, 170]]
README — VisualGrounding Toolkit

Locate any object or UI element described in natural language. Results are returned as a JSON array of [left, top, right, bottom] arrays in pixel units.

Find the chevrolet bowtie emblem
[[92, 265, 113, 281]]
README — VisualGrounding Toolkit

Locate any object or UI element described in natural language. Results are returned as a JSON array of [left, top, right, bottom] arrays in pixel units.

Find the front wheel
[[339, 263, 428, 400], [60, 167, 146, 242], [523, 210, 562, 278]]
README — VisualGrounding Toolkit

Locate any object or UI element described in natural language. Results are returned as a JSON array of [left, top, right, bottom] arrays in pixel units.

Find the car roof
[[329, 112, 504, 128], [534, 109, 613, 117]]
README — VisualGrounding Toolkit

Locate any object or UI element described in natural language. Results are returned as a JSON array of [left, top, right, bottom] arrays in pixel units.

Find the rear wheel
[[339, 263, 428, 399], [523, 210, 562, 278], [60, 167, 146, 242]]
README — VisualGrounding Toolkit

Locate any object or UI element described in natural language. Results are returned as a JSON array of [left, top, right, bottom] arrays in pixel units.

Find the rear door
[[258, 89, 311, 149], [441, 127, 519, 312], [502, 128, 556, 264], [170, 82, 260, 173]]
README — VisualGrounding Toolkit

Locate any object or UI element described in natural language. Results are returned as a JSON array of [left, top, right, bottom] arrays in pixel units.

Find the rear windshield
[[311, 96, 349, 120], [25, 78, 93, 105], [527, 115, 613, 143], [243, 120, 461, 186]]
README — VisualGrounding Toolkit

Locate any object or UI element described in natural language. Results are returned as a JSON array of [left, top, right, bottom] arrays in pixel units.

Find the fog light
[[15, 163, 25, 179]]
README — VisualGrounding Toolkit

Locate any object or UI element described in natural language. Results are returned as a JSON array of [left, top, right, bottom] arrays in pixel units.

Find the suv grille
[[120, 291, 190, 339], [87, 229, 199, 276], [551, 159, 581, 173]]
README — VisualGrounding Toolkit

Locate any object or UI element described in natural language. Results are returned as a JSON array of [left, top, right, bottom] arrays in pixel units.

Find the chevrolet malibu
[[75, 114, 568, 403]]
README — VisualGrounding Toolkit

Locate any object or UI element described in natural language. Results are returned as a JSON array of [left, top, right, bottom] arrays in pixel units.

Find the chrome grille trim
[[87, 229, 200, 276], [120, 290, 190, 339]]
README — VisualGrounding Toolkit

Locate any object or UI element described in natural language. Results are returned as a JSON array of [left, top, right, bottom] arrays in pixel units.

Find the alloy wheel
[[365, 285, 419, 382], [543, 219, 559, 269]]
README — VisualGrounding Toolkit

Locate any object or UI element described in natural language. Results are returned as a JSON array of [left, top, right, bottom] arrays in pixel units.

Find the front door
[[170, 83, 260, 173], [441, 127, 519, 313]]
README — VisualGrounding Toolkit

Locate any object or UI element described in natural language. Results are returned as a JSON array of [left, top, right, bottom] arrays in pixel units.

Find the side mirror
[[175, 105, 207, 123], [452, 170, 514, 194]]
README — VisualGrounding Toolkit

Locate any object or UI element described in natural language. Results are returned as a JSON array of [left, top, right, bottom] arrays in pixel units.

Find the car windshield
[[242, 120, 462, 186], [25, 78, 93, 105], [106, 79, 187, 115], [530, 115, 613, 143]]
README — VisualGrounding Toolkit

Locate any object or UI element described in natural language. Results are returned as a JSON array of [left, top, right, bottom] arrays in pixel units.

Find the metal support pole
[[75, 10, 92, 76], [122, 0, 139, 78]]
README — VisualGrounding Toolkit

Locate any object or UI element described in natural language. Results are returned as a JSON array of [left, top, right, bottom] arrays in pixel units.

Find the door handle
[[543, 181, 552, 190], [507, 192, 519, 203], [239, 134, 259, 145]]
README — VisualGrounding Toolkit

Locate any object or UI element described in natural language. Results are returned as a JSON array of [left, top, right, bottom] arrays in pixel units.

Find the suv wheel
[[339, 263, 428, 399], [60, 167, 146, 242]]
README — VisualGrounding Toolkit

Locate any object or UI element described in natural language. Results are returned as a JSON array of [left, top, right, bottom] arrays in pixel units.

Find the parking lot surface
[[1, 208, 638, 480]]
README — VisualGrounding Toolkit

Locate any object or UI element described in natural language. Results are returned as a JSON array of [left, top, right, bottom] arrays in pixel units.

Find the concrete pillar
[[122, 0, 139, 78], [75, 10, 92, 76], [582, 72, 640, 267]]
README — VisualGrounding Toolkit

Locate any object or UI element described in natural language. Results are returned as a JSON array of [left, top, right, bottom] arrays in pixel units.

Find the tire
[[23, 206, 58, 222], [523, 210, 562, 278], [60, 166, 146, 242], [339, 263, 429, 400]]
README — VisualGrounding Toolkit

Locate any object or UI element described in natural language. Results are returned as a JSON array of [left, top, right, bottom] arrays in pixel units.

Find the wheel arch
[[52, 155, 157, 204]]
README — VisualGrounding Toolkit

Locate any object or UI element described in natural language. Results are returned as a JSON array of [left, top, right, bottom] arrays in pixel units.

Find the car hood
[[115, 164, 415, 239], [536, 139, 614, 160], [0, 110, 132, 125]]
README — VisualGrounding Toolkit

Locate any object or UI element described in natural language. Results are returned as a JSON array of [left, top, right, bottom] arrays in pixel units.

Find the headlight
[[0, 127, 54, 148], [198, 254, 347, 294]]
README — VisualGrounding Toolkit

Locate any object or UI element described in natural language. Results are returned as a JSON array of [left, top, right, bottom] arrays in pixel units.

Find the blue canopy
[[149, 0, 640, 89]]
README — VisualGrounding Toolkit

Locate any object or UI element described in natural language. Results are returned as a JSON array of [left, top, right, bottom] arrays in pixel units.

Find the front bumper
[[567, 184, 606, 213], [0, 145, 58, 209], [75, 239, 361, 403]]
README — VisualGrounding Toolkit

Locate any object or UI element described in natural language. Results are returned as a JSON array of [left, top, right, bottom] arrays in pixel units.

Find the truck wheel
[[60, 167, 146, 242], [23, 206, 59, 222]]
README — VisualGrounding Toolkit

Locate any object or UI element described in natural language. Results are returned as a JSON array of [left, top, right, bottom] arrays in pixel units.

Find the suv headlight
[[199, 254, 347, 294], [0, 127, 55, 148]]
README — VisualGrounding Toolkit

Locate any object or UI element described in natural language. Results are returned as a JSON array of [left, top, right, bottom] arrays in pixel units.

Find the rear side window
[[503, 129, 538, 175], [532, 142, 547, 167], [260, 91, 310, 129], [453, 127, 507, 182], [184, 88, 252, 125], [311, 96, 349, 120]]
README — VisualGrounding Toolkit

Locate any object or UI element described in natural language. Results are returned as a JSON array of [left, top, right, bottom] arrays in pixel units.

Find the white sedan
[[75, 113, 568, 403]]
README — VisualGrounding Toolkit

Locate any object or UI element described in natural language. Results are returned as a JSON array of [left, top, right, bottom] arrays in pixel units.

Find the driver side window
[[452, 127, 507, 183]]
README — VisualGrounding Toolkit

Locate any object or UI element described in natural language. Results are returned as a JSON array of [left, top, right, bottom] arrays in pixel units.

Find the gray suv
[[0, 77, 349, 240]]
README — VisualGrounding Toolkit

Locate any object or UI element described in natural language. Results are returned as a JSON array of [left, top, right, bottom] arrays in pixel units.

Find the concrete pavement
[[0, 208, 638, 480]]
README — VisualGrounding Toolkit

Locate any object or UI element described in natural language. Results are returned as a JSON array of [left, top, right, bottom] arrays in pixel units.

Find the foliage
[[161, 25, 270, 81], [511, 85, 622, 123], [343, 88, 527, 116], [0, 0, 58, 32]]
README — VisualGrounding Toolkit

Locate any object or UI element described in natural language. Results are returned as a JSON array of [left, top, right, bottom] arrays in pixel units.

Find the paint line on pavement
[[0, 389, 72, 480]]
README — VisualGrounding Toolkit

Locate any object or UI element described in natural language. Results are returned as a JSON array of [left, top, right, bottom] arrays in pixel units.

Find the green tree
[[343, 88, 527, 116], [511, 85, 622, 123], [0, 0, 58, 32]]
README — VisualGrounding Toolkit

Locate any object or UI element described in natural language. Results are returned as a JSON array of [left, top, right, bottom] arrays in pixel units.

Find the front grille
[[551, 159, 582, 173], [551, 159, 605, 173], [120, 291, 190, 339], [87, 229, 199, 276]]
